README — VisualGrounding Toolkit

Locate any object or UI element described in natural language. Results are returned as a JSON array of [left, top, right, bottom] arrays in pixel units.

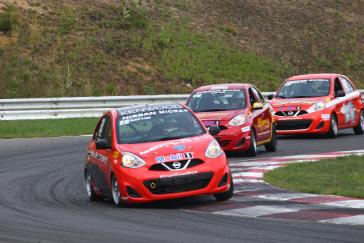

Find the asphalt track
[[0, 130, 363, 243]]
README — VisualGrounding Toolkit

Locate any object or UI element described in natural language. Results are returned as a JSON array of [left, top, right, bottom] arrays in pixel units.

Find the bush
[[0, 4, 17, 33]]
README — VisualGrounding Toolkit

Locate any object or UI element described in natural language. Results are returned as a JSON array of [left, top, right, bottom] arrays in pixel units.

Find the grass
[[264, 155, 364, 198], [0, 118, 98, 138], [0, 4, 17, 33]]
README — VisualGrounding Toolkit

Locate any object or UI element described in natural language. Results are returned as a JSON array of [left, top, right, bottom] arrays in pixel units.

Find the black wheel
[[85, 169, 103, 201], [245, 129, 257, 157], [265, 124, 277, 152], [214, 173, 234, 201], [327, 114, 338, 138], [353, 110, 364, 135], [111, 175, 123, 207]]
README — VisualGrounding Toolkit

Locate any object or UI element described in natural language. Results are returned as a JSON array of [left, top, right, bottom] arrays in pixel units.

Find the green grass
[[0, 118, 98, 138], [264, 156, 364, 198], [144, 23, 287, 91]]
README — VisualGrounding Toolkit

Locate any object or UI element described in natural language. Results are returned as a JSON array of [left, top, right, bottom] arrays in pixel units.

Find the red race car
[[186, 84, 277, 156], [269, 73, 364, 137], [84, 103, 233, 206]]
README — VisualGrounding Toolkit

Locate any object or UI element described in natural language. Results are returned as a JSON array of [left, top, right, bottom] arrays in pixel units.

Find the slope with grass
[[0, 0, 363, 99]]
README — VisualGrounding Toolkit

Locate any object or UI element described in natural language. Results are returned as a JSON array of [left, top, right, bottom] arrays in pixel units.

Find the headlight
[[205, 140, 223, 158], [308, 101, 326, 113], [121, 152, 145, 168], [229, 114, 246, 126]]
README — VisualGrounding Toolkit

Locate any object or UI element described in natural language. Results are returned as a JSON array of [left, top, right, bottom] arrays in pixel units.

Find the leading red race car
[[84, 103, 233, 206], [186, 84, 277, 156], [269, 73, 364, 137]]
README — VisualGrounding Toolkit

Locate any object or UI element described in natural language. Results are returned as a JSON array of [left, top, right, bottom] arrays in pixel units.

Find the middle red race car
[[186, 83, 277, 156], [84, 103, 233, 206]]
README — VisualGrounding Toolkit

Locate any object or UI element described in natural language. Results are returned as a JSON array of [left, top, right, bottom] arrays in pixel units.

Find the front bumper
[[114, 156, 231, 203], [214, 125, 251, 152], [274, 110, 332, 135]]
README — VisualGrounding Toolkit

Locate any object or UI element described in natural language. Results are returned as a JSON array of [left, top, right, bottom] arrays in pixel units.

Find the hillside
[[0, 0, 363, 98]]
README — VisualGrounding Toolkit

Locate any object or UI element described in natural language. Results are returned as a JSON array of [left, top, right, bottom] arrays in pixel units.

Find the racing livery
[[84, 103, 233, 206], [186, 84, 277, 156], [269, 74, 364, 137]]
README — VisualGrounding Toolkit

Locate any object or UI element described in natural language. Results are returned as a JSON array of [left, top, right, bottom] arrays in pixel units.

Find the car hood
[[270, 97, 329, 111], [118, 134, 213, 165], [195, 109, 245, 121]]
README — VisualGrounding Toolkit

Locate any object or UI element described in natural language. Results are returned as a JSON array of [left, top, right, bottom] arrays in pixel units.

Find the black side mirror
[[335, 90, 345, 98], [209, 126, 221, 136], [96, 139, 111, 150], [267, 95, 274, 100]]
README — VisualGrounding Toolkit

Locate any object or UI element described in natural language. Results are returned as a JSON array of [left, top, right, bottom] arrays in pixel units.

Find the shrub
[[0, 4, 18, 33]]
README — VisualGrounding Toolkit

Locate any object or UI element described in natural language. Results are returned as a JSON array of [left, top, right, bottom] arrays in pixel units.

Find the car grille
[[144, 172, 213, 194], [275, 110, 308, 117], [149, 159, 204, 171], [276, 119, 312, 130]]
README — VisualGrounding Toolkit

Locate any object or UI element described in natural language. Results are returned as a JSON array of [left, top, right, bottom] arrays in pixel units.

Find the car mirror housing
[[209, 126, 221, 136], [252, 102, 264, 110], [267, 95, 274, 100], [335, 90, 345, 98], [96, 139, 111, 150]]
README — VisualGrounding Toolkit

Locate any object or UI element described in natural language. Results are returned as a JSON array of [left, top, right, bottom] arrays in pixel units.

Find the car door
[[332, 77, 347, 128], [252, 86, 272, 142], [339, 76, 359, 128], [88, 115, 113, 195], [249, 87, 271, 143]]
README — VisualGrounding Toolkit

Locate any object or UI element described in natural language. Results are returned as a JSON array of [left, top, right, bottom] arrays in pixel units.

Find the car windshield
[[117, 104, 205, 144], [187, 89, 246, 112], [276, 79, 330, 98]]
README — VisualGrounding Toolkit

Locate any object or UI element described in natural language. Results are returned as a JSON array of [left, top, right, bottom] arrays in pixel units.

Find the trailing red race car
[[84, 103, 233, 206], [268, 73, 364, 137], [186, 84, 277, 156]]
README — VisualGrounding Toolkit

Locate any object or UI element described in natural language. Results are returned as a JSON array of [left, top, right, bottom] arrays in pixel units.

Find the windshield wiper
[[158, 135, 191, 141], [276, 95, 286, 99], [197, 109, 229, 112], [288, 95, 313, 98]]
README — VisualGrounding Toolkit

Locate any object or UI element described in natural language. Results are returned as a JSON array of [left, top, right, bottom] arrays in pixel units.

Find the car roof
[[116, 102, 184, 116], [193, 83, 250, 92], [287, 73, 340, 81]]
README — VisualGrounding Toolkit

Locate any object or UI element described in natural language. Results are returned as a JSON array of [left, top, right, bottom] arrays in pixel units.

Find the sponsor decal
[[173, 144, 186, 151], [89, 150, 108, 164], [202, 120, 218, 127], [340, 101, 356, 124], [160, 170, 198, 178], [257, 117, 269, 130], [155, 152, 194, 163], [119, 108, 189, 125]]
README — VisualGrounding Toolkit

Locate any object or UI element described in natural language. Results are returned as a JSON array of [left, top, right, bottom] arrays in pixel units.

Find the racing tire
[[353, 110, 364, 135], [245, 129, 257, 157], [327, 115, 338, 138], [214, 173, 234, 202], [264, 124, 277, 152], [85, 169, 103, 201], [111, 175, 123, 207]]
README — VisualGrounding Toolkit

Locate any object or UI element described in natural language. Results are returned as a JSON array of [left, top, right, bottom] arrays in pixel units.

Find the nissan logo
[[287, 111, 294, 116], [172, 162, 182, 169]]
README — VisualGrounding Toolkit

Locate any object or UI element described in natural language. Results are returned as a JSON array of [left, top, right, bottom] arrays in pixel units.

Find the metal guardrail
[[0, 91, 362, 120]]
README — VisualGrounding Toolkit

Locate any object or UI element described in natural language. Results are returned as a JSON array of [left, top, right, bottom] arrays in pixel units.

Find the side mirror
[[96, 139, 111, 150], [209, 126, 221, 136], [267, 95, 274, 100], [335, 90, 345, 98], [252, 102, 264, 110]]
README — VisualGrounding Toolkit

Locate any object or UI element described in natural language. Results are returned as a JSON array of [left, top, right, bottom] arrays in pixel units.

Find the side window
[[334, 78, 344, 96], [340, 77, 354, 93], [248, 88, 257, 105], [94, 116, 112, 145], [252, 87, 265, 102]]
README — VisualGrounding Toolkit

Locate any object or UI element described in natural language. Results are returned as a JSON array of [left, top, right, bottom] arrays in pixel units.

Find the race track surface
[[0, 130, 363, 243]]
